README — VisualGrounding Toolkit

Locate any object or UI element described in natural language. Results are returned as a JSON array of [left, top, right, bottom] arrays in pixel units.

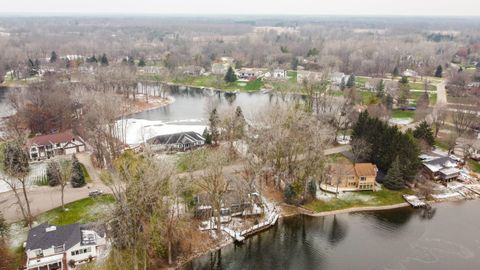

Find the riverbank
[[125, 94, 174, 116]]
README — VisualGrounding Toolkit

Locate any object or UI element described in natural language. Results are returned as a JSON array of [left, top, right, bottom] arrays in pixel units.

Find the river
[[183, 201, 480, 270]]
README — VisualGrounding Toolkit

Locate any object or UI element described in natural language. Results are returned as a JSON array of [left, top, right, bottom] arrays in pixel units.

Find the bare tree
[[350, 138, 372, 164]]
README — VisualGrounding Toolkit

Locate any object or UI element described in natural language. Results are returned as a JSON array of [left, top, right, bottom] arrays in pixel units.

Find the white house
[[147, 131, 206, 152], [330, 72, 349, 87], [27, 129, 86, 160], [403, 69, 418, 77], [272, 69, 288, 79], [237, 68, 264, 81], [296, 70, 324, 83], [25, 223, 107, 270], [211, 57, 235, 75]]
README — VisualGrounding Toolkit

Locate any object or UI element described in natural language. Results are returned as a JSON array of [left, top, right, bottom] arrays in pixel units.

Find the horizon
[[1, 0, 480, 17]]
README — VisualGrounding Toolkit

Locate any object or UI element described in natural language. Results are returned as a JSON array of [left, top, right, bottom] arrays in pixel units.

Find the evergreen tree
[[100, 53, 109, 66], [70, 155, 85, 188], [234, 106, 246, 139], [138, 57, 146, 67], [376, 79, 385, 97], [382, 94, 394, 110], [399, 76, 409, 84], [340, 77, 346, 91], [346, 74, 356, 88], [202, 128, 212, 145], [46, 161, 61, 187], [413, 121, 435, 146], [392, 67, 400, 77], [50, 51, 58, 63], [383, 156, 405, 190], [434, 64, 443, 78], [209, 108, 220, 145], [291, 57, 299, 70], [87, 54, 97, 63], [283, 184, 296, 204], [224, 66, 237, 83], [307, 180, 317, 198], [128, 56, 135, 65]]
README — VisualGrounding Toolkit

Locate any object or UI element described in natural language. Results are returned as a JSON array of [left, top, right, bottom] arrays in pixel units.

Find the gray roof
[[26, 223, 81, 251], [147, 131, 204, 145]]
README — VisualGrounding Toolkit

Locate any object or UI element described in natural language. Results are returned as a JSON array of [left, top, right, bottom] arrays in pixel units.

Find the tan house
[[326, 163, 378, 192]]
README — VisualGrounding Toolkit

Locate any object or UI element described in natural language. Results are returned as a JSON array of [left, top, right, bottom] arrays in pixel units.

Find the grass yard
[[434, 139, 449, 150], [304, 188, 414, 213], [79, 163, 92, 183], [37, 195, 115, 226], [391, 110, 415, 118], [410, 91, 437, 105], [468, 159, 480, 174], [410, 82, 437, 91], [288, 71, 298, 83], [355, 76, 369, 87], [359, 91, 379, 105], [176, 148, 210, 173], [171, 74, 264, 92], [244, 79, 263, 91]]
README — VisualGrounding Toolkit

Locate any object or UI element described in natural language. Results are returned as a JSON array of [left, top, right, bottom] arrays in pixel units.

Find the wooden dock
[[402, 195, 427, 208]]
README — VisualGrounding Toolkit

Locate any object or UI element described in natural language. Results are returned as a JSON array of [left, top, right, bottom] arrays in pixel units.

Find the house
[[27, 130, 86, 160], [272, 69, 288, 79], [325, 163, 378, 192], [403, 69, 418, 77], [147, 131, 205, 152], [211, 57, 235, 75], [236, 68, 264, 81], [25, 223, 106, 270], [330, 72, 350, 87], [179, 65, 205, 76], [296, 70, 324, 83], [421, 155, 460, 182]]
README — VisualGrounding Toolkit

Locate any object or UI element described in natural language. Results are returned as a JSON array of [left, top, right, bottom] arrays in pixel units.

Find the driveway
[[436, 80, 447, 105]]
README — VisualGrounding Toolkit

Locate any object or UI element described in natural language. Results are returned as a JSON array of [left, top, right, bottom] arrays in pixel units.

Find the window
[[35, 249, 44, 257], [360, 176, 366, 181]]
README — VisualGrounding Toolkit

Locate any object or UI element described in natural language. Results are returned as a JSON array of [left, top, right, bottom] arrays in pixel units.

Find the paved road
[[0, 146, 353, 223]]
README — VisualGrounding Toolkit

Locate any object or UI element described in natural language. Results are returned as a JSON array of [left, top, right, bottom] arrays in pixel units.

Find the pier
[[402, 195, 427, 208]]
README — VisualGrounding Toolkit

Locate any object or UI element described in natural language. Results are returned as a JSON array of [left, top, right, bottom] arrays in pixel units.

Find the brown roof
[[354, 163, 378, 177], [28, 129, 79, 146], [329, 164, 355, 176]]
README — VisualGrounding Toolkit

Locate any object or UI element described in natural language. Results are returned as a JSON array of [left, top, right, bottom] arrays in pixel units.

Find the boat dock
[[403, 195, 427, 208]]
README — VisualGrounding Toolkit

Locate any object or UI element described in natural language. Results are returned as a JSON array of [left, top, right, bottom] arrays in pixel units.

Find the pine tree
[[346, 74, 356, 88], [376, 79, 385, 97], [138, 57, 146, 67], [46, 161, 61, 187], [434, 65, 443, 78], [234, 106, 246, 139], [100, 53, 109, 66], [202, 128, 212, 145], [392, 67, 399, 77], [87, 54, 97, 63], [50, 51, 58, 63], [413, 121, 435, 146], [209, 108, 220, 145], [383, 156, 405, 190], [224, 66, 237, 83], [0, 211, 8, 239], [70, 155, 85, 188]]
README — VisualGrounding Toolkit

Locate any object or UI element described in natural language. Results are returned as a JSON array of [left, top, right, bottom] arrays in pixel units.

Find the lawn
[[171, 74, 264, 92], [355, 76, 369, 87], [391, 110, 415, 118], [176, 148, 210, 173], [434, 139, 449, 150], [244, 79, 264, 91], [410, 82, 437, 91], [410, 91, 437, 105], [37, 195, 115, 226], [468, 159, 480, 174], [288, 71, 298, 83], [359, 91, 379, 105], [304, 188, 414, 213]]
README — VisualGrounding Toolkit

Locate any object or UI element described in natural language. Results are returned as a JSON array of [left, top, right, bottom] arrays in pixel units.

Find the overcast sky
[[1, 0, 479, 16]]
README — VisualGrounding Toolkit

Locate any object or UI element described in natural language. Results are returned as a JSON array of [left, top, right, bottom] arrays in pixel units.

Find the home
[[330, 72, 350, 87], [325, 163, 378, 192], [24, 223, 106, 270], [179, 65, 206, 76], [211, 57, 235, 75], [402, 69, 418, 77], [421, 155, 460, 182], [272, 69, 288, 79], [297, 70, 324, 83], [27, 130, 86, 160], [147, 131, 205, 152], [237, 68, 264, 81]]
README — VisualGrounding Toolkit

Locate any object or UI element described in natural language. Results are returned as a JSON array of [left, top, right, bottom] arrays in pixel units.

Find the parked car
[[88, 189, 104, 197]]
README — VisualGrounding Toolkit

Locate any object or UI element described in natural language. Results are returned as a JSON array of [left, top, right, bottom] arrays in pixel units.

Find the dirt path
[[436, 80, 447, 105]]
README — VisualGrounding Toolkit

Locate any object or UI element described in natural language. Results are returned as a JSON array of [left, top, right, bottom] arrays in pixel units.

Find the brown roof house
[[27, 129, 86, 160], [323, 163, 378, 193]]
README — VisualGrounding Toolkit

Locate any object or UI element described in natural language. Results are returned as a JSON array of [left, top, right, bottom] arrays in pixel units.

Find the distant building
[[454, 137, 480, 161], [272, 69, 288, 79], [27, 129, 86, 160], [330, 72, 350, 88], [402, 69, 418, 77], [211, 57, 235, 75], [147, 131, 205, 152], [365, 78, 382, 91], [324, 163, 378, 192], [179, 65, 205, 76], [25, 223, 106, 270], [237, 68, 264, 81]]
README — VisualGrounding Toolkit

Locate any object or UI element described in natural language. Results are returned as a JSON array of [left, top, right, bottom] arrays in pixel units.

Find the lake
[[183, 200, 480, 270]]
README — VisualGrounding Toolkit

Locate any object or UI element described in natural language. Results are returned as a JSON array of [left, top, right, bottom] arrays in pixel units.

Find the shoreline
[[175, 196, 473, 268]]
